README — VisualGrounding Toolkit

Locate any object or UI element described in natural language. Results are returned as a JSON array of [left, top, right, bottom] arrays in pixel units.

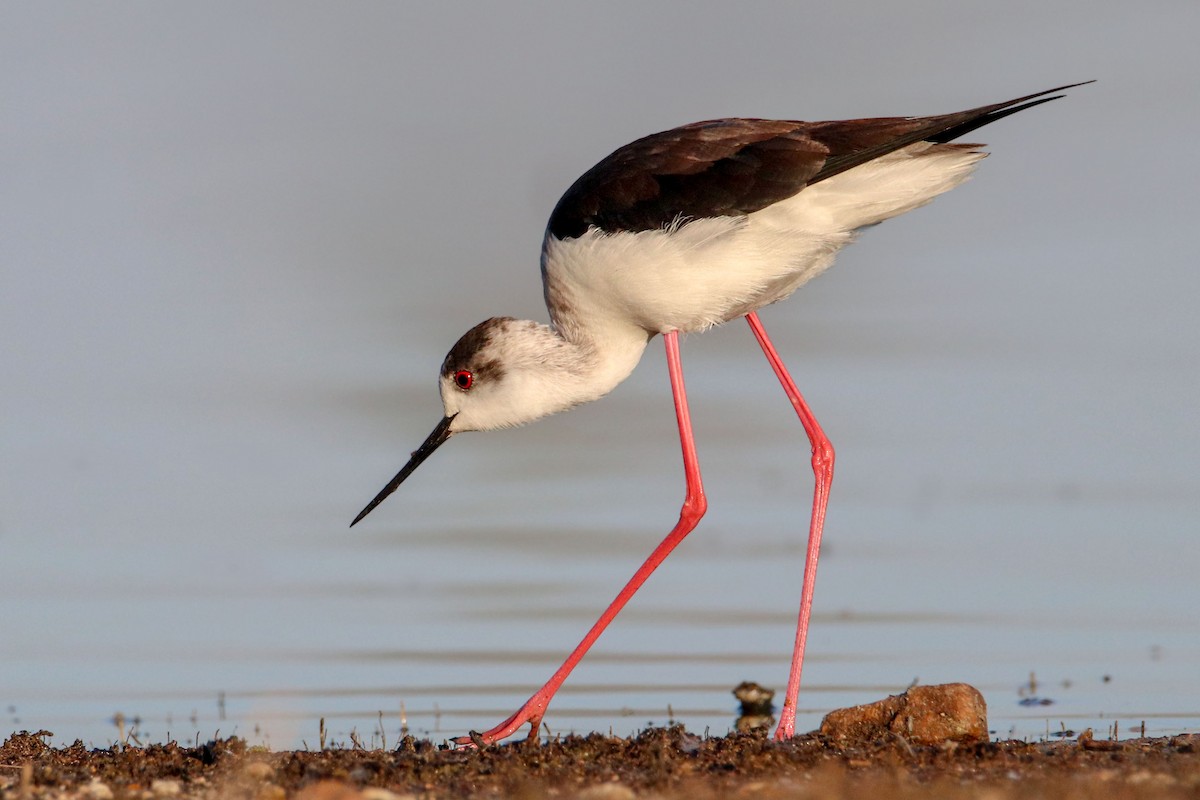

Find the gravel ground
[[3, 727, 1199, 800]]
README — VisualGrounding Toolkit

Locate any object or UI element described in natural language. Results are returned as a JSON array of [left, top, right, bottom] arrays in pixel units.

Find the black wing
[[547, 82, 1091, 240]]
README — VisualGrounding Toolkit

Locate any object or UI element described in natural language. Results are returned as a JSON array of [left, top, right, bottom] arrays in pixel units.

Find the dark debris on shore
[[3, 726, 1199, 799]]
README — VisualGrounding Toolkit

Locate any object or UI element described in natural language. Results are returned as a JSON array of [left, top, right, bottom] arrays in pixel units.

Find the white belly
[[542, 142, 986, 335]]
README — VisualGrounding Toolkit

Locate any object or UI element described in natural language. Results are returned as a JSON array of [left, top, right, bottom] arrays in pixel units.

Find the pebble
[[361, 788, 417, 800], [819, 682, 988, 745], [576, 784, 636, 800], [1127, 770, 1177, 787], [732, 681, 775, 713], [256, 783, 287, 800], [83, 779, 114, 800], [243, 761, 276, 781], [150, 779, 182, 797]]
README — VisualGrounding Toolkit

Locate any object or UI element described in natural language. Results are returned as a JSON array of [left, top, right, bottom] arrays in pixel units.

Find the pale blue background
[[2, 2, 1197, 746]]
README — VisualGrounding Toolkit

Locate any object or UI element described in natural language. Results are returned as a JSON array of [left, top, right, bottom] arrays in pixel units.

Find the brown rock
[[818, 682, 988, 745]]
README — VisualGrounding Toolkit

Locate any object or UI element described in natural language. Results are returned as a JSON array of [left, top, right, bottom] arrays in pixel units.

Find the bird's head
[[436, 316, 578, 433], [351, 317, 583, 526]]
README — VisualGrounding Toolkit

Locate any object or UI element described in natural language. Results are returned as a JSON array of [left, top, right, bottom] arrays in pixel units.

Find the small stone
[[150, 779, 182, 797], [362, 789, 416, 800], [735, 781, 769, 797], [818, 682, 988, 745], [732, 681, 775, 712], [257, 783, 288, 800], [84, 779, 114, 800], [243, 761, 275, 781], [576, 783, 636, 800], [1127, 771, 1176, 787]]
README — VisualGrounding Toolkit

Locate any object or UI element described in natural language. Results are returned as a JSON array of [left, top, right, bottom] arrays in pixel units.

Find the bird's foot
[[453, 694, 548, 748], [773, 704, 797, 741]]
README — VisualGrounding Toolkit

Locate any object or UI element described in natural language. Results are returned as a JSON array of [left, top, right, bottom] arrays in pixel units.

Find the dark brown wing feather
[[546, 119, 827, 240], [547, 82, 1091, 240]]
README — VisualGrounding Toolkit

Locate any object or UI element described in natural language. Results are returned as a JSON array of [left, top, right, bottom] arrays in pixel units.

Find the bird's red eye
[[454, 370, 474, 390]]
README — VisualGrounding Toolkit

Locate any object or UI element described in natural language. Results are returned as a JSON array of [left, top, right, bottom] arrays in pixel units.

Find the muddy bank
[[3, 726, 1199, 800]]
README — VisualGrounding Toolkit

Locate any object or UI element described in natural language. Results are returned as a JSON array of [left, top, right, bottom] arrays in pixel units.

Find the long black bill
[[350, 414, 456, 527]]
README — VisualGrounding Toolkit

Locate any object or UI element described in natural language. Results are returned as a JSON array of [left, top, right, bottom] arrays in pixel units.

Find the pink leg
[[745, 312, 835, 741], [455, 330, 707, 746]]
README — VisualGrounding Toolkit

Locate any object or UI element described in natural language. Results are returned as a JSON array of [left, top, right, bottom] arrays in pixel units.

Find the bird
[[351, 82, 1091, 746]]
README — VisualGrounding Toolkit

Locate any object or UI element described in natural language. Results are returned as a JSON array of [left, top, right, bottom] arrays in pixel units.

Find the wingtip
[[1047, 79, 1097, 93], [1000, 80, 1096, 111]]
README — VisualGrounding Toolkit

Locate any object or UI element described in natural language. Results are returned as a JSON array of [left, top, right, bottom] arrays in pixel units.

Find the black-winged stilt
[[352, 82, 1091, 746]]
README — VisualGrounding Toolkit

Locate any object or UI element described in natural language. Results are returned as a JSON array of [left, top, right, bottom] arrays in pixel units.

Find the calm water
[[5, 305, 1197, 748]]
